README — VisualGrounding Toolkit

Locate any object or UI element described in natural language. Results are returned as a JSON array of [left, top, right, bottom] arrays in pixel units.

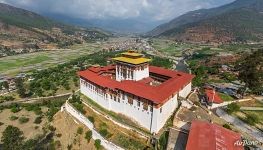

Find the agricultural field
[[0, 43, 103, 76], [150, 38, 191, 57]]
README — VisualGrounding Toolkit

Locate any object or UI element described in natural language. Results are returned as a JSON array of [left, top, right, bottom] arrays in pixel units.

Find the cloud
[[1, 0, 235, 21]]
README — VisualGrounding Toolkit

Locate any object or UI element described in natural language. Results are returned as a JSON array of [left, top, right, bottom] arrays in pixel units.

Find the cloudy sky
[[1, 0, 235, 22]]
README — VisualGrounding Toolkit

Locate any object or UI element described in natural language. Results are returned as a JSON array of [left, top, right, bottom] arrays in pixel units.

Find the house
[[205, 88, 223, 105], [186, 120, 244, 150]]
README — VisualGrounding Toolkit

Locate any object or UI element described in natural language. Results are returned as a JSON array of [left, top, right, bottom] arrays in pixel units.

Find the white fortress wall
[[110, 93, 152, 130], [80, 78, 152, 130], [151, 94, 178, 133], [178, 82, 192, 98], [80, 79, 110, 109]]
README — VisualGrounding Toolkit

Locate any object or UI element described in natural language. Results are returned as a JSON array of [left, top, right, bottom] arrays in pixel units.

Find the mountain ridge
[[147, 0, 263, 43], [0, 3, 110, 52]]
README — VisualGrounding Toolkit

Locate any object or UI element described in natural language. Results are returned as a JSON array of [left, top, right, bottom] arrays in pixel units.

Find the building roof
[[205, 89, 224, 104], [186, 120, 244, 150], [112, 50, 151, 65], [112, 57, 151, 65], [121, 51, 143, 57], [78, 65, 194, 105]]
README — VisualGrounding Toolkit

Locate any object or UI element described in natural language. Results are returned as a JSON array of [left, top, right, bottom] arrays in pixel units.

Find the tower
[[112, 50, 151, 81]]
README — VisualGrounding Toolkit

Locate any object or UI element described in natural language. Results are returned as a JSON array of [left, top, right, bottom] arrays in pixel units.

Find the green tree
[[1, 125, 25, 150], [226, 103, 240, 114], [77, 127, 83, 135], [246, 114, 259, 125], [15, 78, 26, 98], [3, 81, 9, 92], [236, 50, 263, 94], [94, 139, 101, 150], [85, 131, 92, 143]]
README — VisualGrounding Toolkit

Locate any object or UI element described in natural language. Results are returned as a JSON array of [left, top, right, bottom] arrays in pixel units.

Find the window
[[143, 103, 148, 111], [160, 107, 162, 113], [137, 101, 140, 107], [128, 97, 133, 105]]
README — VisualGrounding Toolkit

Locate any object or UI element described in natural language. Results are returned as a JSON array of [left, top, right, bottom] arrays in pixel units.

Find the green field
[[0, 43, 102, 76], [0, 55, 50, 71], [219, 93, 234, 101], [151, 38, 189, 56]]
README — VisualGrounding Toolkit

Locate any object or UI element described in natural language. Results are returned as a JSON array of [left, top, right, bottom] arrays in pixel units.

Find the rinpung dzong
[[78, 51, 194, 133]]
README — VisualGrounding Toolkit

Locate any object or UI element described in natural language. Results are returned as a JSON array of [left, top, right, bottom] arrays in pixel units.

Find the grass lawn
[[219, 93, 234, 101], [238, 99, 263, 107], [243, 111, 263, 124]]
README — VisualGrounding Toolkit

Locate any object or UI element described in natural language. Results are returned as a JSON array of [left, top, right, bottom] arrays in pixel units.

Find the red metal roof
[[78, 65, 194, 104], [186, 120, 244, 150], [205, 89, 224, 104]]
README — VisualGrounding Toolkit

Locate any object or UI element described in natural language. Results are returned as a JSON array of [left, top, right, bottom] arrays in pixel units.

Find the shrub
[[0, 96, 15, 101], [88, 116, 95, 123], [19, 117, 29, 124], [33, 106, 42, 115], [245, 114, 259, 126], [34, 116, 42, 124], [77, 127, 83, 135], [159, 131, 169, 150], [193, 101, 200, 106], [85, 131, 92, 143], [0, 122, 4, 126], [99, 129, 108, 137], [223, 124, 232, 130], [56, 133, 62, 137], [48, 125, 56, 131], [94, 139, 101, 150], [11, 106, 21, 113], [99, 123, 109, 137], [226, 103, 240, 114], [9, 116, 18, 121]]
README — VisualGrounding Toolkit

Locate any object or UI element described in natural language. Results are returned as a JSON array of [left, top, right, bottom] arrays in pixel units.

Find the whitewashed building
[[79, 51, 194, 133]]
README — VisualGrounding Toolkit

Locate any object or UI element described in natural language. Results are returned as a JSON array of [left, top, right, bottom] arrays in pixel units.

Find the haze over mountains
[[1, 0, 263, 44], [0, 3, 109, 51], [147, 0, 263, 43]]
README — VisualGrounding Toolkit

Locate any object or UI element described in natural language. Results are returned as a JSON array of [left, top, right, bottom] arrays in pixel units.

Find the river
[[175, 59, 189, 73]]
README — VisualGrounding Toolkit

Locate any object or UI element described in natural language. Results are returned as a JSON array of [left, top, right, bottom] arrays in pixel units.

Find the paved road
[[216, 108, 263, 143], [241, 107, 263, 111]]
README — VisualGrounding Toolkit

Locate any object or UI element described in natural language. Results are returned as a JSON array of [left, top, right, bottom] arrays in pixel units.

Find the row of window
[[81, 79, 155, 112]]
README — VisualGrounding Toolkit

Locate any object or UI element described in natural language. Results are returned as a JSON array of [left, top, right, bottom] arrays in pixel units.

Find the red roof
[[138, 77, 154, 84], [186, 120, 244, 150], [78, 65, 194, 104], [205, 89, 223, 104]]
